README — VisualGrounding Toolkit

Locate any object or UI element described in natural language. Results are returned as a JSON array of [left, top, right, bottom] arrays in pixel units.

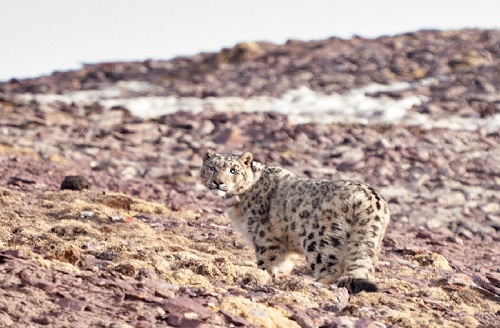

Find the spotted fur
[[200, 150, 390, 294]]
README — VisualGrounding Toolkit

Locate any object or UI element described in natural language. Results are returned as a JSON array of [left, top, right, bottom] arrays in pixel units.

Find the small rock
[[426, 218, 445, 230], [95, 251, 118, 261], [376, 138, 393, 149], [0, 312, 14, 326], [413, 252, 453, 270], [471, 275, 500, 297], [31, 316, 51, 325], [120, 166, 138, 180], [32, 279, 58, 292], [165, 313, 184, 326], [165, 314, 204, 328], [61, 175, 91, 190], [336, 161, 358, 172], [454, 227, 474, 239], [437, 191, 465, 206], [446, 235, 464, 245], [324, 286, 349, 312], [290, 307, 315, 328], [446, 273, 475, 287], [135, 320, 155, 328], [162, 297, 214, 320], [486, 272, 500, 288], [415, 229, 433, 239], [199, 120, 215, 135], [57, 296, 87, 311], [143, 166, 171, 179], [454, 220, 496, 238], [218, 296, 300, 328], [325, 316, 356, 328], [355, 318, 377, 328], [341, 147, 365, 163], [219, 309, 251, 327], [482, 202, 500, 214], [79, 211, 94, 219], [114, 263, 136, 276], [1, 249, 22, 259]]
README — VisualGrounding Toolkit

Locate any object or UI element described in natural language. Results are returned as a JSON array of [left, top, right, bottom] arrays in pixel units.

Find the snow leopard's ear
[[239, 152, 253, 167], [203, 149, 216, 161]]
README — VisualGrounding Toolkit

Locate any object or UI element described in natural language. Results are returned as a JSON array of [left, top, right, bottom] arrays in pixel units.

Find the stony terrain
[[0, 29, 499, 327]]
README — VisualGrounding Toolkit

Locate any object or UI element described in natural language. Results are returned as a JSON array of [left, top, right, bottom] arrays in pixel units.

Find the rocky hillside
[[0, 29, 499, 327]]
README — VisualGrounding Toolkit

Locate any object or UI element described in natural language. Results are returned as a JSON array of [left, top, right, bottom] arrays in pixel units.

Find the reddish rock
[[162, 297, 213, 320], [57, 296, 87, 311], [486, 272, 500, 288], [31, 316, 51, 325], [355, 318, 376, 328], [219, 309, 251, 326]]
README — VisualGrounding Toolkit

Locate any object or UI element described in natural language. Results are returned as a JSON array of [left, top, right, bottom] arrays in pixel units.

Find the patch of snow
[[16, 78, 500, 132]]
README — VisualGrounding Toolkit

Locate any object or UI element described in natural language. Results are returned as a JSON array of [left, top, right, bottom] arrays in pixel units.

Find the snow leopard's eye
[[209, 167, 217, 172], [230, 168, 237, 174]]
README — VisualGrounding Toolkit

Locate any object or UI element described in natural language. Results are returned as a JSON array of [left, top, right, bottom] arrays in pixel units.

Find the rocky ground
[[0, 29, 499, 327]]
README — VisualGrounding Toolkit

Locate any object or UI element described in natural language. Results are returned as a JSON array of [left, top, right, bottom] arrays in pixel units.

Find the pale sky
[[1, 0, 499, 81]]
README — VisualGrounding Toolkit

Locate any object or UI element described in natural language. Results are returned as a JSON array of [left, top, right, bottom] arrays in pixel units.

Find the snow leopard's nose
[[213, 180, 224, 188]]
